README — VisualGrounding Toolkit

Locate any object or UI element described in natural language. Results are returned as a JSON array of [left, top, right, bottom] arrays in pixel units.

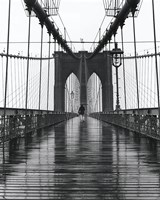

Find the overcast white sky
[[0, 0, 160, 56]]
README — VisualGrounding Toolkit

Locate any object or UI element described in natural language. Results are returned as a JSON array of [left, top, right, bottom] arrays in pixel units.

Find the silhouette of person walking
[[78, 104, 85, 121]]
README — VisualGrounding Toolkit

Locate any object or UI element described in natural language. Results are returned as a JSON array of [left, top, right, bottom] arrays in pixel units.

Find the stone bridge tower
[[54, 51, 113, 112]]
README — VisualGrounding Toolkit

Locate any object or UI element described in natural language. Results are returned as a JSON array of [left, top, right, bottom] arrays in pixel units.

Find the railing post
[[39, 22, 44, 110], [120, 24, 127, 110], [47, 33, 51, 111], [152, 0, 160, 127], [132, 9, 141, 132], [3, 0, 11, 163], [25, 8, 31, 136], [132, 10, 140, 115]]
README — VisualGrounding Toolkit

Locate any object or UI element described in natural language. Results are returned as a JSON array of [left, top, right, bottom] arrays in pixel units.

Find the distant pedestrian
[[78, 104, 85, 121]]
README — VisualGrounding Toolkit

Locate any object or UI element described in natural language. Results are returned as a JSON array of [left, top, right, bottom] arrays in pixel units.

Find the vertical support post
[[39, 23, 43, 110], [111, 42, 122, 112], [132, 11, 140, 115], [115, 66, 120, 111], [121, 25, 127, 110], [47, 33, 51, 110], [3, 0, 11, 163], [25, 9, 31, 135], [152, 0, 160, 122]]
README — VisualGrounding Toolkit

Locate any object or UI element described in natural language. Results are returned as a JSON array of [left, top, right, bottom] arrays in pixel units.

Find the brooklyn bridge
[[0, 0, 160, 199]]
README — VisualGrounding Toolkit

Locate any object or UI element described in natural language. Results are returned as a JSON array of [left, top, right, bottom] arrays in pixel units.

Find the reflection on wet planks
[[0, 116, 160, 199]]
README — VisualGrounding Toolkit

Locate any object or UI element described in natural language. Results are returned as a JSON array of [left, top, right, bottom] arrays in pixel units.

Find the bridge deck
[[0, 116, 160, 199]]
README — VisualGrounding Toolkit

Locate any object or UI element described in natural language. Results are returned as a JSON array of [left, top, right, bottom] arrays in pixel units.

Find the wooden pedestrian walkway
[[0, 116, 160, 199]]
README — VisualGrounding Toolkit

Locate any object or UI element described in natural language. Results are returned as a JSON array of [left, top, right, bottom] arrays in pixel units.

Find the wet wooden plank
[[0, 117, 160, 199]]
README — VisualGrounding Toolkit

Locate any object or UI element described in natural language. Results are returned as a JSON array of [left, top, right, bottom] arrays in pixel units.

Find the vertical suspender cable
[[159, 54, 160, 86], [25, 10, 31, 110], [47, 33, 51, 111], [25, 9, 31, 135], [14, 58, 17, 107], [94, 76, 95, 112], [121, 25, 127, 110], [23, 58, 26, 108], [150, 56, 153, 107], [113, 35, 116, 110], [70, 75, 72, 111], [17, 57, 20, 107], [53, 39, 56, 110], [132, 59, 134, 108], [39, 24, 43, 110], [70, 76, 72, 112], [1, 55, 4, 101], [147, 56, 149, 107], [29, 59, 32, 108], [20, 58, 23, 108], [94, 76, 96, 112], [18, 57, 21, 107], [99, 81, 101, 112], [144, 56, 146, 107], [140, 57, 143, 107], [152, 0, 160, 121], [65, 84, 66, 111], [142, 56, 145, 107], [99, 84, 100, 112], [3, 0, 11, 163], [10, 57, 13, 107], [132, 11, 140, 115], [69, 76, 70, 112], [7, 57, 10, 108]]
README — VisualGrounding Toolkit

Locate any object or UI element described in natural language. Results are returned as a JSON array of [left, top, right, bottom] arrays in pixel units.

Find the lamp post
[[111, 42, 123, 111], [71, 91, 74, 112]]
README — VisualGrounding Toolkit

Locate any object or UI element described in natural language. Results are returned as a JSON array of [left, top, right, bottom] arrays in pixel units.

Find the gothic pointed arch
[[65, 73, 80, 112], [87, 73, 102, 113], [54, 51, 113, 112]]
